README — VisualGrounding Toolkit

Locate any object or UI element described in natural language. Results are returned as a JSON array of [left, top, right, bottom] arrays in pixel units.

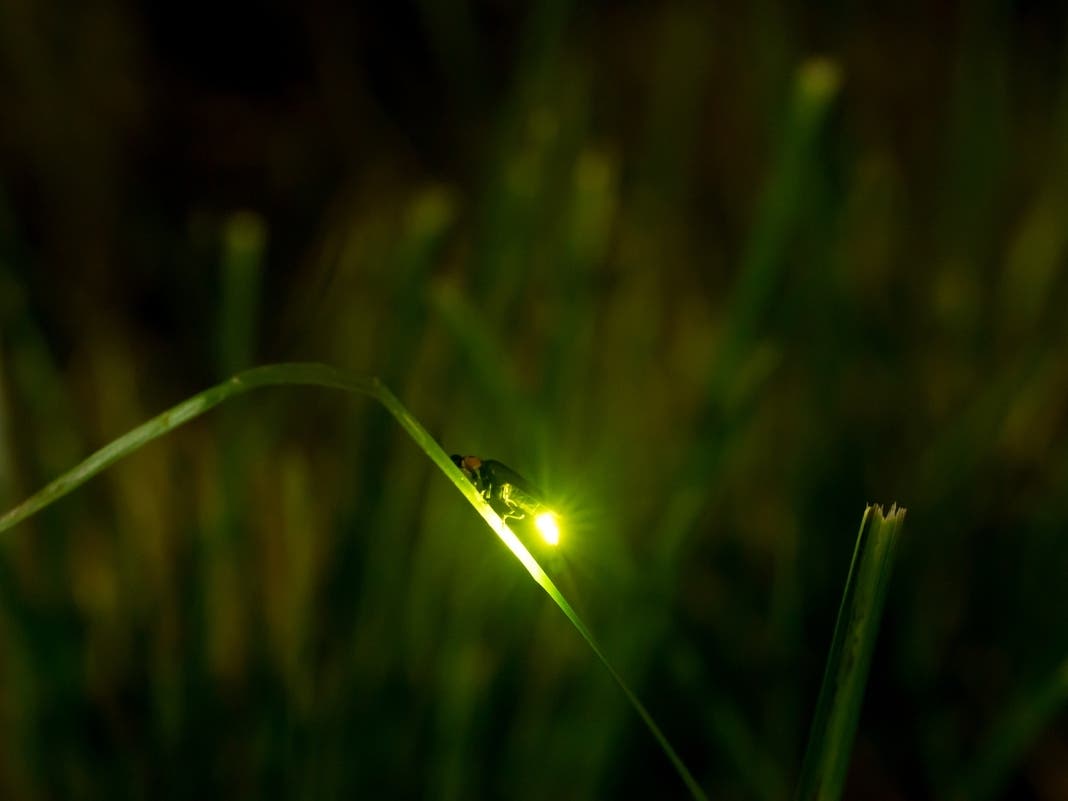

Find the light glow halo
[[534, 511, 561, 546]]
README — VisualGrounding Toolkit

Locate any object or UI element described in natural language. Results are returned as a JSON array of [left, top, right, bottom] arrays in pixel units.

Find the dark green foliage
[[1, 3, 1067, 799]]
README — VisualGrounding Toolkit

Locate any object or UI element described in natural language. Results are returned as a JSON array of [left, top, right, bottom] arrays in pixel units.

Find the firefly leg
[[502, 499, 526, 522]]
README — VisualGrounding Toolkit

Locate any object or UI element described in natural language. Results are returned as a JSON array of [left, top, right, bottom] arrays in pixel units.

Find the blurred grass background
[[1, 1, 1067, 799]]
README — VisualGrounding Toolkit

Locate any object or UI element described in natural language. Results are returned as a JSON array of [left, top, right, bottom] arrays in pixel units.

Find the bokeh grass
[[1, 3, 1068, 799], [0, 363, 710, 799], [0, 360, 904, 801]]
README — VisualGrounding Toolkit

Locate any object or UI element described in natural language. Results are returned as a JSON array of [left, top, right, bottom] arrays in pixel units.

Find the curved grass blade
[[794, 503, 906, 801], [0, 362, 708, 801]]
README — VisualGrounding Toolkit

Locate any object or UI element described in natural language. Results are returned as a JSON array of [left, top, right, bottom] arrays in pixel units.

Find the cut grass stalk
[[794, 504, 907, 801], [0, 362, 708, 801]]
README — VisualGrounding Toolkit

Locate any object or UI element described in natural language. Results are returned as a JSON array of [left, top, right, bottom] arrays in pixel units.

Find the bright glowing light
[[535, 511, 560, 546]]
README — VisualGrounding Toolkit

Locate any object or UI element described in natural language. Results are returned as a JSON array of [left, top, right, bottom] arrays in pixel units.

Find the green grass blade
[[218, 211, 265, 375], [0, 364, 356, 534], [0, 361, 708, 801], [794, 504, 907, 801]]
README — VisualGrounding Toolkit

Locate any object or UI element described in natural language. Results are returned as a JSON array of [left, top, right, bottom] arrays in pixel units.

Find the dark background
[[1, 1, 1067, 799]]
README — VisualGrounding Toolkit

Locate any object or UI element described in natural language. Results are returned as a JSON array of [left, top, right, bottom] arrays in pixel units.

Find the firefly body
[[450, 454, 545, 521]]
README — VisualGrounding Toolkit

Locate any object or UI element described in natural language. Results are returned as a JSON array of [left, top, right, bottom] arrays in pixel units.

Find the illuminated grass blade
[[0, 362, 708, 801], [794, 504, 906, 801]]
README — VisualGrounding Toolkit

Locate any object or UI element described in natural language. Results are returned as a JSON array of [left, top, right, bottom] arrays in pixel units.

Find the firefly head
[[450, 454, 483, 484]]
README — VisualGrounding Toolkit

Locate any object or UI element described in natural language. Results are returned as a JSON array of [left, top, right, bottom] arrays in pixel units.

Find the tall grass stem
[[794, 504, 906, 801]]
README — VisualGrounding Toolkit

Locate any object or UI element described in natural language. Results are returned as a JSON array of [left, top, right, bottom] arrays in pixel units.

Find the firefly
[[451, 454, 561, 546]]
